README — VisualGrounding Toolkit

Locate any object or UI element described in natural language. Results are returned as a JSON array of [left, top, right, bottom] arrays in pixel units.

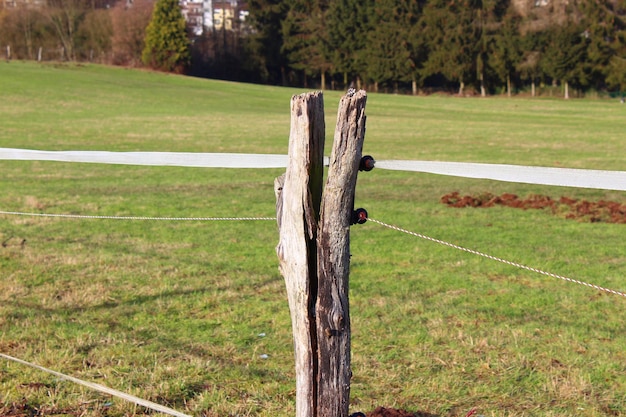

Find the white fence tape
[[0, 211, 276, 221], [0, 147, 289, 169], [1, 148, 625, 191], [376, 160, 626, 192]]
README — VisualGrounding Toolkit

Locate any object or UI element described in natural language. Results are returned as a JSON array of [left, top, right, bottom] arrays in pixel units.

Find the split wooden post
[[275, 91, 326, 417], [275, 89, 368, 417], [316, 90, 367, 417]]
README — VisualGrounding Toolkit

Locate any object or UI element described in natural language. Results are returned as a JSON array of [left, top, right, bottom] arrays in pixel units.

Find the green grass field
[[1, 61, 625, 417]]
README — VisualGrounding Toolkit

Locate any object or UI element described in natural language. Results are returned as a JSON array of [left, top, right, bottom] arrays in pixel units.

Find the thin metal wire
[[0, 209, 274, 415], [3, 209, 623, 297], [0, 210, 276, 221], [369, 218, 626, 298], [0, 353, 192, 417]]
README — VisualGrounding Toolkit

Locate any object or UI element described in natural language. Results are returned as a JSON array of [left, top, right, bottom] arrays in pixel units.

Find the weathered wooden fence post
[[275, 91, 326, 417], [316, 90, 367, 417], [275, 89, 368, 417]]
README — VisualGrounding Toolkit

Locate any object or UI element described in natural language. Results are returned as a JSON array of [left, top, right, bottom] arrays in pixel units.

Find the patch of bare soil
[[1, 402, 444, 417], [0, 402, 68, 417], [0, 401, 107, 417], [360, 407, 439, 417], [441, 192, 626, 223]]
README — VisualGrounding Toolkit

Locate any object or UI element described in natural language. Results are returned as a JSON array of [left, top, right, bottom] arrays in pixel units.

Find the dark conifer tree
[[365, 0, 423, 93], [326, 0, 373, 88], [488, 9, 522, 96], [281, 0, 332, 88], [606, 10, 626, 92], [579, 0, 621, 90], [420, 0, 481, 94], [541, 23, 587, 98], [247, 0, 290, 84], [517, 30, 548, 96]]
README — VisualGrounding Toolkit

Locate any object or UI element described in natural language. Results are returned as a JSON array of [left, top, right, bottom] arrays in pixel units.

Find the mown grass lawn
[[0, 61, 625, 417]]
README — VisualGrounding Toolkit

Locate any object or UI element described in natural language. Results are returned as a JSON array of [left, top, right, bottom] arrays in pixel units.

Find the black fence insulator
[[359, 155, 375, 171], [351, 208, 368, 225]]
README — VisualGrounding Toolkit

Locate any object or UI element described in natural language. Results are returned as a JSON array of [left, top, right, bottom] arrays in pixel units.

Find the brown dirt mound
[[441, 192, 626, 223]]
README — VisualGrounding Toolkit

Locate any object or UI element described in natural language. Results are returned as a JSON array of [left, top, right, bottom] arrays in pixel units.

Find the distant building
[[179, 0, 248, 36], [1, 0, 247, 36], [180, 0, 205, 36], [203, 0, 214, 29], [1, 0, 45, 8], [213, 1, 234, 31]]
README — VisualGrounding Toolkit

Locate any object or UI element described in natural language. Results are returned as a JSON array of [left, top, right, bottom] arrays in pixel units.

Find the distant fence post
[[275, 89, 367, 417]]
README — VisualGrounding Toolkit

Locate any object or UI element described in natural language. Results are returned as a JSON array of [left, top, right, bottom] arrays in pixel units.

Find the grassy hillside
[[0, 61, 625, 417]]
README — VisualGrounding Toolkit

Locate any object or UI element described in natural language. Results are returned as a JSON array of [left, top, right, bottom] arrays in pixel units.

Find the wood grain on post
[[276, 90, 367, 417], [275, 91, 325, 417], [316, 90, 367, 417]]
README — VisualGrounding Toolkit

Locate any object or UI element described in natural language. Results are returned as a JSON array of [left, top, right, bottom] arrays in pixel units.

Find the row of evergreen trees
[[247, 0, 626, 96], [3, 0, 626, 95]]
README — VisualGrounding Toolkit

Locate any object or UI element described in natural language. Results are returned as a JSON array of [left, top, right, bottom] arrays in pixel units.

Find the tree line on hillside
[[2, 0, 626, 96], [249, 0, 626, 97]]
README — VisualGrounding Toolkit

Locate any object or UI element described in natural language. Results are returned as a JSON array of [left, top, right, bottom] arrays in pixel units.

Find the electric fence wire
[[1, 211, 624, 414], [1, 209, 624, 298], [3, 142, 625, 413], [369, 218, 626, 298], [0, 353, 192, 417], [0, 210, 274, 416]]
